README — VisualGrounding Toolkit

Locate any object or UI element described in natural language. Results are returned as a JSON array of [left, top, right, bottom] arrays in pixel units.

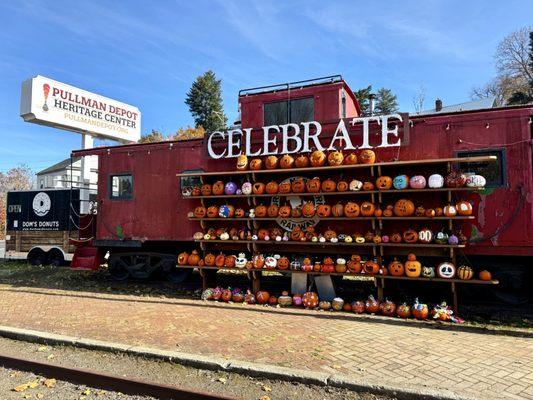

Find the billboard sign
[[20, 75, 141, 143]]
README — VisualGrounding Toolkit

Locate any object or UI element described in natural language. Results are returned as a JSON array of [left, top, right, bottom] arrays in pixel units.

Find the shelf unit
[[178, 155, 498, 313]]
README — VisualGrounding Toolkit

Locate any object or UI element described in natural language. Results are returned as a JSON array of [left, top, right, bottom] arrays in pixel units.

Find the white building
[[36, 156, 98, 190]]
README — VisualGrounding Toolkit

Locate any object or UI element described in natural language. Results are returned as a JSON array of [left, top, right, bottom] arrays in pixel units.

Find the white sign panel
[[20, 75, 141, 143]]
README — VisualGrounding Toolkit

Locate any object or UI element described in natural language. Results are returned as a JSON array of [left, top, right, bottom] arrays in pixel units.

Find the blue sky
[[0, 0, 531, 172]]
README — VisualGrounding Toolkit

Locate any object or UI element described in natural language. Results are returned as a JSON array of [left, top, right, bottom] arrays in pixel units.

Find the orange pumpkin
[[310, 150, 326, 167], [278, 205, 291, 218], [302, 292, 319, 308], [347, 255, 362, 273], [383, 206, 394, 217], [302, 202, 316, 218], [291, 227, 305, 241], [479, 270, 492, 281], [188, 250, 201, 266], [234, 208, 245, 218], [390, 232, 402, 243], [344, 153, 357, 165], [255, 205, 267, 217], [212, 181, 225, 195], [277, 256, 290, 270], [336, 181, 349, 192], [344, 202, 360, 218], [191, 186, 201, 196], [359, 149, 376, 164], [267, 204, 279, 217], [405, 253, 421, 277], [375, 176, 392, 190], [295, 154, 309, 168], [200, 184, 212, 196], [291, 178, 306, 193], [265, 155, 279, 169], [306, 177, 321, 193], [317, 204, 331, 217], [363, 260, 380, 274], [279, 154, 294, 169], [456, 201, 473, 216], [403, 229, 419, 243], [204, 253, 216, 266], [177, 252, 189, 266], [393, 199, 415, 216], [321, 178, 336, 192], [443, 204, 457, 217], [278, 181, 291, 194], [327, 150, 344, 166], [252, 182, 265, 194], [388, 258, 404, 276], [265, 181, 279, 194], [360, 201, 375, 216], [374, 208, 383, 217], [194, 206, 206, 218], [362, 181, 375, 191], [206, 206, 219, 218], [250, 158, 263, 170], [332, 203, 344, 217], [257, 228, 269, 240]]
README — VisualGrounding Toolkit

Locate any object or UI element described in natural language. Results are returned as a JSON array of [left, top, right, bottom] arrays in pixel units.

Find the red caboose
[[71, 76, 532, 301]]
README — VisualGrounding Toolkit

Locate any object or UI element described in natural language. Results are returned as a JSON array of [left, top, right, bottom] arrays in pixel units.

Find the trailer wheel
[[108, 256, 130, 281], [27, 248, 46, 266], [47, 249, 65, 267], [165, 267, 191, 284]]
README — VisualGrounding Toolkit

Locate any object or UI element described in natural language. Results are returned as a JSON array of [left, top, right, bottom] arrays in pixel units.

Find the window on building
[[456, 149, 506, 188], [109, 174, 133, 200], [264, 97, 314, 126], [180, 170, 203, 196]]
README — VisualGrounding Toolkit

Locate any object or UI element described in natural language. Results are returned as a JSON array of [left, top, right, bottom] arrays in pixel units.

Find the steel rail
[[0, 353, 236, 400]]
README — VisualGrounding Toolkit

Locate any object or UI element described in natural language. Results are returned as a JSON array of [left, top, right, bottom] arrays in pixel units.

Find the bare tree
[[495, 27, 533, 82], [0, 166, 33, 239], [470, 75, 519, 106], [412, 85, 426, 113]]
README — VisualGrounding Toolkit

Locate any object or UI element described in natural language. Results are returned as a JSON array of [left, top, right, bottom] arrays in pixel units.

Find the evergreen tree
[[185, 71, 227, 132], [354, 85, 372, 115], [375, 88, 399, 114]]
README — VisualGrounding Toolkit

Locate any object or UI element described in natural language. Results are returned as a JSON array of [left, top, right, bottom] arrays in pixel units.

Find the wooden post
[[252, 271, 261, 293], [451, 282, 458, 314], [375, 278, 384, 301]]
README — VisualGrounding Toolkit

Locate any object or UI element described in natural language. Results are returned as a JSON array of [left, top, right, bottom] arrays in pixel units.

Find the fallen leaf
[[259, 396, 271, 400], [216, 377, 227, 384], [261, 384, 272, 392], [37, 346, 48, 352], [82, 388, 92, 395], [14, 380, 40, 392], [46, 354, 55, 360], [43, 378, 56, 388]]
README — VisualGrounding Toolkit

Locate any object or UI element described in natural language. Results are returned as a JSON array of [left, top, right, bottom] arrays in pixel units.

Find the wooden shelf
[[194, 239, 465, 248], [176, 155, 497, 177], [189, 216, 475, 221], [378, 275, 499, 285], [184, 187, 483, 199]]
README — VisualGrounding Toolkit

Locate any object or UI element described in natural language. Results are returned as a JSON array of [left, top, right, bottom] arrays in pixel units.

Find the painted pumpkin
[[428, 174, 444, 188], [405, 253, 421, 277], [265, 181, 279, 194], [317, 204, 331, 217], [265, 155, 279, 170], [177, 252, 189, 266], [279, 154, 295, 169], [445, 171, 467, 188], [310, 150, 326, 167], [362, 181, 375, 191], [351, 300, 365, 314], [194, 206, 206, 218], [347, 255, 362, 273], [456, 201, 473, 216], [327, 150, 344, 166], [363, 259, 380, 275], [376, 176, 392, 190], [409, 175, 426, 189], [302, 292, 319, 308], [415, 205, 425, 217], [306, 177, 321, 193], [336, 180, 349, 192], [425, 208, 436, 218], [443, 205, 457, 217], [393, 199, 415, 216], [215, 253, 225, 268], [422, 266, 435, 278], [360, 201, 375, 216], [393, 175, 410, 190], [388, 258, 404, 276], [252, 182, 266, 194], [295, 154, 309, 168], [412, 299, 429, 320], [235, 208, 245, 218], [302, 202, 316, 217], [290, 227, 305, 241], [418, 228, 433, 243], [257, 228, 270, 241], [206, 206, 219, 218], [291, 206, 302, 218], [359, 149, 376, 164], [256, 290, 270, 304], [253, 254, 265, 269], [390, 232, 402, 243], [403, 229, 419, 243], [344, 153, 358, 165], [379, 299, 397, 317], [278, 181, 291, 194], [457, 265, 474, 280], [224, 255, 235, 268], [397, 303, 411, 318], [321, 178, 336, 192], [191, 186, 201, 196], [349, 180, 363, 191], [188, 250, 200, 266], [291, 178, 306, 193], [332, 203, 344, 217], [466, 174, 486, 188], [255, 205, 267, 217], [212, 181, 225, 195], [479, 270, 492, 281], [344, 202, 360, 218], [434, 231, 449, 244], [200, 184, 212, 196], [236, 154, 248, 170], [324, 229, 337, 241], [437, 262, 456, 279], [204, 253, 216, 266], [250, 158, 263, 170], [267, 204, 279, 218], [277, 256, 290, 270], [365, 295, 379, 313], [278, 205, 291, 218], [241, 182, 252, 195]]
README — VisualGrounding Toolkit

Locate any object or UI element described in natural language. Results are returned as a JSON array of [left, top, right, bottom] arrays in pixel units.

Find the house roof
[[417, 97, 497, 116], [36, 157, 80, 175]]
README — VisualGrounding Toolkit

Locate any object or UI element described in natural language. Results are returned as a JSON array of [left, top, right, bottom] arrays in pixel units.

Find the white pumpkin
[[437, 262, 456, 279], [428, 174, 444, 188], [235, 252, 247, 268], [265, 256, 277, 269], [349, 179, 363, 191], [465, 175, 486, 188], [241, 182, 253, 195]]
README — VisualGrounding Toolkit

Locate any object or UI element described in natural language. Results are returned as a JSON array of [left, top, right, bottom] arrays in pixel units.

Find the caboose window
[[110, 174, 133, 200], [456, 149, 506, 188], [180, 170, 203, 197], [264, 97, 314, 126]]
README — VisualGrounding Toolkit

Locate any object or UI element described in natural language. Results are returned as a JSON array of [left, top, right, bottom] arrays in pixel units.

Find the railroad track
[[0, 353, 235, 400]]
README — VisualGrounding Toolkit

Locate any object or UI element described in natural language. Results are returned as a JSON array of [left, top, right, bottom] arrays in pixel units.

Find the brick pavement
[[0, 285, 531, 399]]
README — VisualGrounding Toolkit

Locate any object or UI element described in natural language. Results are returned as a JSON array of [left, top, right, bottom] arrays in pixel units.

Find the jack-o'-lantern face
[[403, 229, 419, 243], [390, 232, 402, 243], [295, 154, 309, 168], [336, 181, 348, 192], [393, 175, 410, 190], [278, 205, 291, 218], [422, 266, 435, 278], [415, 205, 425, 217], [344, 153, 357, 165], [257, 228, 270, 240], [376, 176, 392, 190], [437, 262, 456, 279], [302, 202, 316, 217], [327, 151, 344, 166], [267, 204, 279, 217], [388, 259, 404, 276], [265, 181, 279, 194], [204, 253, 216, 266], [306, 177, 321, 193], [194, 206, 206, 218], [393, 199, 415, 216], [252, 182, 266, 194], [291, 206, 302, 218], [279, 154, 294, 169], [344, 202, 360, 218], [310, 150, 326, 167], [212, 181, 225, 195], [317, 204, 331, 217], [234, 208, 245, 218], [359, 149, 376, 164], [201, 184, 212, 196], [291, 227, 305, 241], [324, 229, 337, 240], [255, 205, 267, 217], [362, 181, 375, 191], [250, 158, 263, 170], [277, 256, 290, 270], [206, 206, 219, 218], [291, 178, 306, 193], [349, 180, 363, 191], [405, 254, 421, 277], [236, 154, 248, 170], [265, 155, 279, 169], [278, 181, 291, 193], [360, 202, 375, 216], [321, 178, 336, 192], [191, 186, 201, 196]]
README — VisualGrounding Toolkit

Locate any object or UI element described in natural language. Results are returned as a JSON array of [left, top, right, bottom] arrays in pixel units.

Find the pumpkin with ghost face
[[235, 252, 248, 269], [422, 265, 435, 278], [437, 261, 456, 279]]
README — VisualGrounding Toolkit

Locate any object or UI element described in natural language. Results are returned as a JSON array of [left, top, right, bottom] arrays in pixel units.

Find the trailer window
[[264, 97, 314, 126], [456, 149, 506, 188], [180, 170, 203, 197], [110, 174, 133, 200]]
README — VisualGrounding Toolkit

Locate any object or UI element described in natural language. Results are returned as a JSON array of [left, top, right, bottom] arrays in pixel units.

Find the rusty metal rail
[[0, 353, 236, 400]]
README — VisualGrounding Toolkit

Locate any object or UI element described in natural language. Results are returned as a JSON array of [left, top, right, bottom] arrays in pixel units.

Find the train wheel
[[27, 248, 46, 266], [108, 255, 131, 281], [165, 267, 191, 284]]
